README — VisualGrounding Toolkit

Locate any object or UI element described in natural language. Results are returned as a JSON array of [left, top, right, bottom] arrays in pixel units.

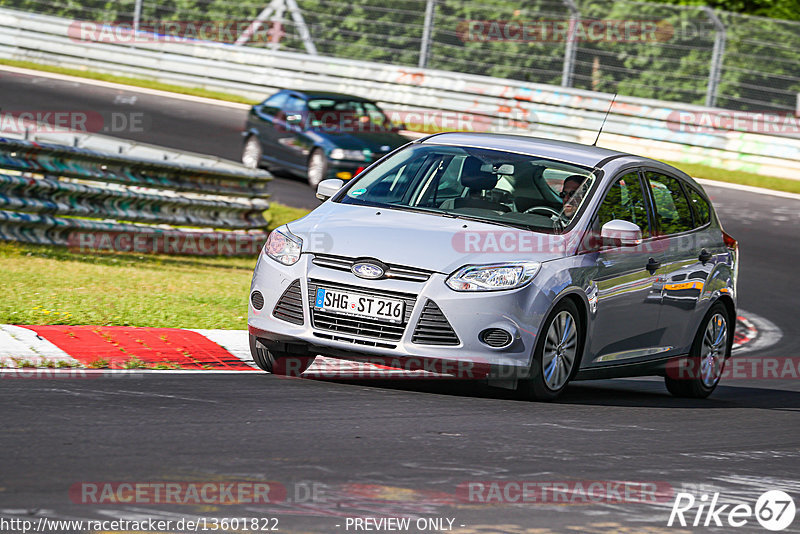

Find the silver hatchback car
[[248, 133, 738, 400]]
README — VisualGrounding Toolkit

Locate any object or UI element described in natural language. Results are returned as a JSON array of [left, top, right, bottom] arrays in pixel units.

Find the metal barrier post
[[133, 0, 142, 35], [704, 6, 726, 108], [418, 0, 436, 69], [561, 0, 579, 88]]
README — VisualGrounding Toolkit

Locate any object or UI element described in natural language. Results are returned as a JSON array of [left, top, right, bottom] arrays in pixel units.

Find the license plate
[[314, 288, 405, 323]]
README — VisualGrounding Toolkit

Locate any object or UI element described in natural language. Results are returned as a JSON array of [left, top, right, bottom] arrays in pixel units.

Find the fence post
[[133, 0, 142, 34], [561, 0, 579, 88], [418, 0, 436, 69], [703, 7, 726, 108], [285, 0, 318, 55]]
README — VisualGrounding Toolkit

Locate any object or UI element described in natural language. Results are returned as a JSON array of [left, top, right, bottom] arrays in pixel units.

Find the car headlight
[[264, 227, 302, 266], [330, 148, 367, 161], [446, 262, 541, 291]]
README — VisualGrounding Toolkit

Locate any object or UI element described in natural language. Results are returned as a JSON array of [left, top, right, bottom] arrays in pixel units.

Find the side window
[[260, 93, 288, 116], [646, 172, 694, 235], [595, 172, 651, 237], [285, 96, 306, 116], [686, 187, 711, 227]]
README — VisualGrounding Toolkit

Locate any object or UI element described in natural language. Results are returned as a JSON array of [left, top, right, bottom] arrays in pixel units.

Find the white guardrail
[[1, 7, 800, 179]]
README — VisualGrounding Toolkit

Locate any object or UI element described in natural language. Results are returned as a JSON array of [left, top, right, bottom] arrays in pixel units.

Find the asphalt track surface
[[1, 70, 799, 533]]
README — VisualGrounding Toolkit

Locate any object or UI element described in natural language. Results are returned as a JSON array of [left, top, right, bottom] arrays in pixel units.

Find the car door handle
[[646, 257, 660, 274], [699, 248, 712, 264]]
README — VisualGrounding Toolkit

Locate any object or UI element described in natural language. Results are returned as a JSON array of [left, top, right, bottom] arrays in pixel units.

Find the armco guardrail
[[1, 8, 799, 179], [0, 137, 272, 255]]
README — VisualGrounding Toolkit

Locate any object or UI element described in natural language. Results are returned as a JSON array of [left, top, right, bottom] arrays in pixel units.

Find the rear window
[[686, 187, 711, 227]]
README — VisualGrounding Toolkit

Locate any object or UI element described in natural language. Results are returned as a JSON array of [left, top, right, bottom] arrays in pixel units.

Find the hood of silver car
[[287, 202, 570, 273]]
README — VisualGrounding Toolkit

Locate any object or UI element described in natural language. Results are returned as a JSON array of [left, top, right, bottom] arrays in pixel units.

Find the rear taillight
[[354, 166, 365, 176], [722, 230, 737, 250]]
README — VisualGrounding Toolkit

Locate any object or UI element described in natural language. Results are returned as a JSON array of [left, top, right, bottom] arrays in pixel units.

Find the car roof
[[419, 132, 635, 168], [284, 90, 373, 102]]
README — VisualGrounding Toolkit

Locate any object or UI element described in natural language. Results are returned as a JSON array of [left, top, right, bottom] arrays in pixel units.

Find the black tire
[[248, 334, 315, 376], [518, 299, 583, 401], [242, 135, 263, 169], [664, 302, 731, 398], [307, 148, 329, 188]]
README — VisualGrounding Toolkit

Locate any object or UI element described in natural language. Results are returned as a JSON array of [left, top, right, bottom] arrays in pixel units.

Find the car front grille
[[307, 279, 416, 342], [411, 300, 460, 346], [272, 280, 304, 325], [313, 332, 396, 350], [311, 254, 433, 283]]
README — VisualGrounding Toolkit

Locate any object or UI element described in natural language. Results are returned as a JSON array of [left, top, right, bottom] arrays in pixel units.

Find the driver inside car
[[560, 174, 588, 219]]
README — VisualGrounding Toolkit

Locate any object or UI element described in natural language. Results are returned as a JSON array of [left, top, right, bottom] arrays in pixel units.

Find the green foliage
[[0, 0, 796, 110], [655, 0, 800, 21]]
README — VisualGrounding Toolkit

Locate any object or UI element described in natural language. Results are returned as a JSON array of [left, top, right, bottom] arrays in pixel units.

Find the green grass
[[0, 358, 80, 368], [3, 58, 798, 194], [660, 160, 800, 194], [0, 203, 310, 329], [265, 202, 310, 228], [0, 58, 258, 105]]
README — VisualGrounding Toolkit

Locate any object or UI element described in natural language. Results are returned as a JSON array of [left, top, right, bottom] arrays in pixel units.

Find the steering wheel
[[523, 206, 561, 217]]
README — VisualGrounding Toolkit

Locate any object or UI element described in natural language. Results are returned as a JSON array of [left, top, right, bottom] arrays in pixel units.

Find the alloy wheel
[[542, 310, 578, 391], [700, 313, 727, 388]]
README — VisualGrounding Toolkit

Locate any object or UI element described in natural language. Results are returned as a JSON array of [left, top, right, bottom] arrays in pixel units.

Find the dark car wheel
[[518, 299, 583, 401], [307, 149, 328, 188], [664, 302, 731, 398], [242, 136, 263, 169], [249, 334, 316, 376]]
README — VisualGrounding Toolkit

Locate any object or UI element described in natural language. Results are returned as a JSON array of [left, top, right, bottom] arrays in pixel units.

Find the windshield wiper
[[444, 213, 536, 231], [379, 204, 457, 218]]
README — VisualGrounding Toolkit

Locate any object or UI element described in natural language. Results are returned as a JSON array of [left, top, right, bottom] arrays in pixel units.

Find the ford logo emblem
[[352, 262, 385, 280]]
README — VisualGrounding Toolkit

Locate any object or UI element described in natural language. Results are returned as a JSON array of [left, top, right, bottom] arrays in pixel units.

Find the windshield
[[307, 99, 391, 133], [338, 144, 596, 233]]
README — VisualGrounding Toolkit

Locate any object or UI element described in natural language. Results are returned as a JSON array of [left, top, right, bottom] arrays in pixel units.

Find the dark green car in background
[[242, 90, 411, 187]]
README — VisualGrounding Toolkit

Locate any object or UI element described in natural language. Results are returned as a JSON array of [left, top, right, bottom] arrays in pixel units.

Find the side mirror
[[316, 178, 344, 202], [601, 219, 642, 247]]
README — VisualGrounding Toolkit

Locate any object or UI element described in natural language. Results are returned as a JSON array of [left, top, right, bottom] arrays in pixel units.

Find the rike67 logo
[[668, 490, 796, 531]]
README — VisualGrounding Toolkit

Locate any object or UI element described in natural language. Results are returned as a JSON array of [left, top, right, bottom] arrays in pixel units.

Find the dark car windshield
[[307, 99, 392, 133], [338, 144, 596, 233]]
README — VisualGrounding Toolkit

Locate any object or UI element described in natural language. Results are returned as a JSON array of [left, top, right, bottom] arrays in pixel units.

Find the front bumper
[[248, 253, 554, 379]]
